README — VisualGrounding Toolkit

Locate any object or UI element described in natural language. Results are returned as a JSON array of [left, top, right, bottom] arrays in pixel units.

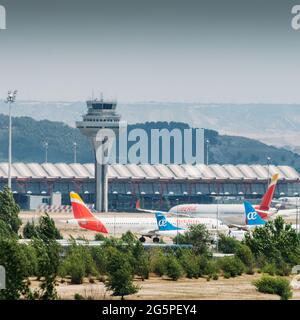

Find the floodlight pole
[[73, 142, 77, 163], [267, 157, 271, 186], [44, 142, 49, 163], [216, 195, 219, 253], [295, 193, 299, 234], [5, 90, 17, 189], [206, 139, 210, 165]]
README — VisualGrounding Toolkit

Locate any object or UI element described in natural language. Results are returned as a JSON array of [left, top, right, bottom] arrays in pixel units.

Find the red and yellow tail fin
[[70, 192, 95, 220], [70, 192, 108, 234], [259, 173, 279, 211]]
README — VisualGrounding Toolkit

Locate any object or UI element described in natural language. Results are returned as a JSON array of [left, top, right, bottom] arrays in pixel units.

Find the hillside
[[0, 114, 299, 171], [1, 101, 300, 151]]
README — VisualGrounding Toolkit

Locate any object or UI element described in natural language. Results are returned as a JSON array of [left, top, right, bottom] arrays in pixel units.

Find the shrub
[[94, 233, 106, 241], [212, 273, 219, 280], [236, 245, 255, 274], [59, 245, 98, 284], [204, 260, 220, 277], [198, 256, 210, 277], [74, 293, 84, 300], [165, 256, 183, 281], [218, 234, 241, 253], [219, 257, 245, 278], [262, 260, 291, 277], [131, 242, 149, 280], [179, 250, 199, 278], [91, 247, 108, 274], [69, 259, 85, 284], [253, 276, 292, 300], [135, 255, 149, 280], [149, 249, 167, 277], [262, 263, 276, 276], [275, 260, 291, 276]]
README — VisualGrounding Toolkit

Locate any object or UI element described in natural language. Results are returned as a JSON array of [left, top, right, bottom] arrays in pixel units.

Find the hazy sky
[[0, 0, 300, 103]]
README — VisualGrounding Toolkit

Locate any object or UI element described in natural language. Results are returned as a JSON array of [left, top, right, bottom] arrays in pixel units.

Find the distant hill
[[1, 101, 300, 151], [0, 114, 299, 171]]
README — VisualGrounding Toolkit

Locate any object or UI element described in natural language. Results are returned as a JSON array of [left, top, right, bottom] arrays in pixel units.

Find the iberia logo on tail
[[255, 173, 280, 216], [70, 192, 108, 233]]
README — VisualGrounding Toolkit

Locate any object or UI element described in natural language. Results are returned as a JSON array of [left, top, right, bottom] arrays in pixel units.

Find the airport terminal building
[[0, 162, 299, 211]]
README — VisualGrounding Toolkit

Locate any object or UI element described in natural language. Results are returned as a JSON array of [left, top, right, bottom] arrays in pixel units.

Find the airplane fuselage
[[72, 215, 229, 236], [169, 204, 276, 225]]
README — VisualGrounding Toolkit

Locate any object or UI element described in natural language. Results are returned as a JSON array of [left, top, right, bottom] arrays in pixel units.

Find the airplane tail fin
[[70, 192, 108, 233], [244, 201, 266, 226], [136, 199, 141, 210], [259, 173, 279, 211], [70, 192, 96, 219], [155, 212, 182, 231]]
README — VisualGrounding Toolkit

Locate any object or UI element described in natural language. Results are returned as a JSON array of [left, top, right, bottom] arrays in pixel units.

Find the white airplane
[[168, 173, 280, 225], [152, 201, 269, 242], [67, 192, 229, 243], [153, 210, 229, 240], [136, 199, 229, 242], [228, 201, 300, 240], [275, 197, 300, 209]]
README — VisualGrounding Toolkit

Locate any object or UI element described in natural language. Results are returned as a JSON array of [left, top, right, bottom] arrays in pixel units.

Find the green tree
[[236, 245, 255, 274], [23, 220, 39, 239], [179, 250, 199, 278], [30, 239, 61, 299], [0, 220, 13, 239], [37, 214, 62, 241], [245, 216, 300, 266], [105, 249, 138, 300], [94, 233, 106, 241], [174, 224, 212, 255], [21, 244, 38, 277], [59, 244, 98, 284], [149, 248, 167, 276], [0, 239, 29, 299], [0, 187, 21, 234], [23, 214, 62, 241], [218, 234, 242, 253], [131, 242, 149, 280]]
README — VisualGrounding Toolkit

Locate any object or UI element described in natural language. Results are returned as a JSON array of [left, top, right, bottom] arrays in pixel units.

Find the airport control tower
[[76, 98, 121, 212]]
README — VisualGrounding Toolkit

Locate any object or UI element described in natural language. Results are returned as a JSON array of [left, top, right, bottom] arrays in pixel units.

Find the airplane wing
[[227, 224, 249, 231], [140, 229, 159, 237], [136, 199, 192, 217], [60, 218, 97, 224]]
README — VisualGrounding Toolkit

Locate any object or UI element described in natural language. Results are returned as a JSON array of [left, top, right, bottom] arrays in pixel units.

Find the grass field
[[29, 274, 299, 300]]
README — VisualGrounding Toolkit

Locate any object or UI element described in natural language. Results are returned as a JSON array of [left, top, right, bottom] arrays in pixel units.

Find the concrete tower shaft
[[76, 99, 121, 212]]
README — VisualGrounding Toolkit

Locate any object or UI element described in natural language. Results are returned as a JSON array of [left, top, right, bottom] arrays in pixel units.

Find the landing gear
[[139, 236, 146, 243], [153, 237, 160, 243]]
